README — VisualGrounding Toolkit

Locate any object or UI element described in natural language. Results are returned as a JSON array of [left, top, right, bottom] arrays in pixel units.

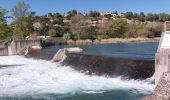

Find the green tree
[[48, 29, 56, 37], [89, 10, 100, 17], [63, 33, 71, 40], [145, 22, 162, 38], [139, 12, 145, 22], [125, 12, 134, 20], [12, 16, 34, 38], [85, 26, 97, 40], [0, 7, 8, 23], [34, 16, 50, 36], [0, 21, 12, 40], [135, 23, 145, 37], [66, 10, 77, 20], [110, 18, 128, 38], [11, 1, 35, 38]]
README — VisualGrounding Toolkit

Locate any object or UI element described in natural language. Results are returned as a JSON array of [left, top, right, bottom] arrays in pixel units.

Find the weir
[[62, 53, 155, 79]]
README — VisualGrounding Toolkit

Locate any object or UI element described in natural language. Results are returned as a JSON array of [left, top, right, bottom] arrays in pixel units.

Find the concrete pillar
[[155, 21, 170, 85]]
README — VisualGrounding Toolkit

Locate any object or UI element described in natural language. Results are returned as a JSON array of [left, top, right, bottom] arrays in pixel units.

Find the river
[[0, 42, 158, 100]]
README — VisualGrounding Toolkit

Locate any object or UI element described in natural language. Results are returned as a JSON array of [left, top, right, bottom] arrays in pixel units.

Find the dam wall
[[10, 39, 41, 55], [0, 46, 8, 56], [0, 42, 8, 56], [0, 39, 41, 56], [62, 53, 155, 79], [155, 32, 170, 85]]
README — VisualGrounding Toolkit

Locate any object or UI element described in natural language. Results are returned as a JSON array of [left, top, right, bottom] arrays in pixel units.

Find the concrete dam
[[25, 46, 155, 80], [62, 53, 154, 79]]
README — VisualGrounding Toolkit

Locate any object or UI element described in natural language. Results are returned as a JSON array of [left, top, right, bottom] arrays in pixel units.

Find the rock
[[141, 72, 170, 100]]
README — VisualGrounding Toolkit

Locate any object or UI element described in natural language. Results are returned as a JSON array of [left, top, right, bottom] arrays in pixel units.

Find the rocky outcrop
[[141, 72, 170, 100], [62, 53, 155, 79]]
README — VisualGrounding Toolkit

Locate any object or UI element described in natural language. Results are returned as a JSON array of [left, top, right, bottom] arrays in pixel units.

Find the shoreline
[[46, 37, 160, 46]]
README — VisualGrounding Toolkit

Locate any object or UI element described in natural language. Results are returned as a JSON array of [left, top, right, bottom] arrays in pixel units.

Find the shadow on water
[[0, 90, 149, 100], [0, 64, 24, 68]]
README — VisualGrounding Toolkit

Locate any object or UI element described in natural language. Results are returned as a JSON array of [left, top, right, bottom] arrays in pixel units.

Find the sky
[[1, 0, 170, 16]]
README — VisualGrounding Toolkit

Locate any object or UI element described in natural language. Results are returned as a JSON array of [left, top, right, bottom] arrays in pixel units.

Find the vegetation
[[0, 1, 167, 42], [110, 18, 128, 38]]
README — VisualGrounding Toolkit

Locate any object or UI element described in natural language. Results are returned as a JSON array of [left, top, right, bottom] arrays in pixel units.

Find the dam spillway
[[0, 42, 158, 100], [26, 42, 157, 80], [62, 53, 154, 79]]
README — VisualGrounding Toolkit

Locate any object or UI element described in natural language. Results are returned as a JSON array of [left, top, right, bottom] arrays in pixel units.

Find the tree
[[104, 14, 112, 19], [12, 16, 34, 38], [146, 13, 159, 22], [145, 22, 162, 38], [89, 10, 100, 17], [139, 12, 145, 22], [48, 29, 56, 37], [110, 18, 128, 38], [0, 7, 8, 23], [70, 14, 89, 39], [34, 16, 50, 36], [158, 13, 169, 22], [0, 21, 12, 40], [11, 1, 35, 38], [63, 33, 71, 40], [66, 10, 77, 20], [11, 1, 30, 19], [96, 19, 112, 36], [128, 22, 138, 38], [85, 26, 97, 40], [125, 12, 134, 20]]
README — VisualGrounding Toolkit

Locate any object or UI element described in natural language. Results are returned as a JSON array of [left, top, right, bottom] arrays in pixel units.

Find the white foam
[[0, 56, 155, 97]]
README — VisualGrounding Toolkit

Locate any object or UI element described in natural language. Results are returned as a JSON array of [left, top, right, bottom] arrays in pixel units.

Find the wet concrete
[[62, 53, 155, 79]]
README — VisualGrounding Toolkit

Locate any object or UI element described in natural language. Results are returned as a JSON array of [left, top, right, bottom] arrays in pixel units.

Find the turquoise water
[[0, 42, 158, 100], [39, 42, 158, 60]]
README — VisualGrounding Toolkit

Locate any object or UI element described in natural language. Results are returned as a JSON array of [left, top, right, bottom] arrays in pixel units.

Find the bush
[[48, 29, 56, 37], [110, 18, 128, 38], [63, 33, 71, 40]]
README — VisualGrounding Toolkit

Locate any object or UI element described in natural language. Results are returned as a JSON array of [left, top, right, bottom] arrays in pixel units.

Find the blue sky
[[1, 0, 170, 16]]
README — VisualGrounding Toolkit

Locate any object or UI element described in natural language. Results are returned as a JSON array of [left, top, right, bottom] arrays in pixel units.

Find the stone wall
[[141, 72, 170, 100]]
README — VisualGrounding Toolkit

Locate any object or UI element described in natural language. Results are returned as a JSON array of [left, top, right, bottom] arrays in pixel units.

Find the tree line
[[0, 1, 165, 41]]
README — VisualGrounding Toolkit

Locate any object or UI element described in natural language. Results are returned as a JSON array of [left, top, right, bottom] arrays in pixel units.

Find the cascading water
[[0, 56, 155, 100]]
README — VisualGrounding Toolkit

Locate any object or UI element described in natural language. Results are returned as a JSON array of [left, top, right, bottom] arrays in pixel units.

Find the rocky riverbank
[[45, 37, 160, 46]]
